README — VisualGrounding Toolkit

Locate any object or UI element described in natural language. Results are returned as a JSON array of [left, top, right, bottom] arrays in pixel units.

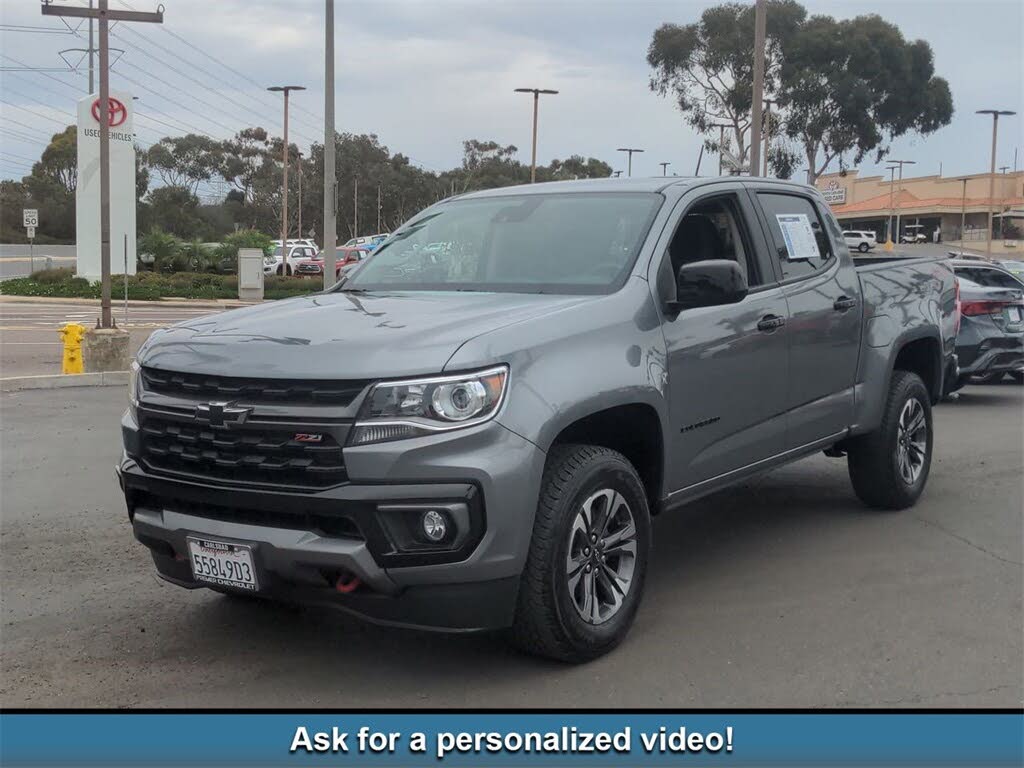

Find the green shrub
[[30, 267, 75, 283], [1, 269, 322, 301]]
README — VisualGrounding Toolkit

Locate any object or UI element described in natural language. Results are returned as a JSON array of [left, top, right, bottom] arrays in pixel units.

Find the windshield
[[342, 192, 662, 294]]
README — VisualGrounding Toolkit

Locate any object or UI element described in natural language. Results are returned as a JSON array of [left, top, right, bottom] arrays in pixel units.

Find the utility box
[[238, 248, 265, 301]]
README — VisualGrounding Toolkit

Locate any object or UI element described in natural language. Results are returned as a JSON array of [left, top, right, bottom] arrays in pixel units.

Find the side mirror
[[668, 259, 748, 312]]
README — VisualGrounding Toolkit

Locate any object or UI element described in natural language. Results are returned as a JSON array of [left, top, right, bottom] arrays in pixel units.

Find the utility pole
[[268, 84, 305, 274], [748, 0, 767, 177], [376, 184, 381, 233], [353, 177, 358, 239], [88, 0, 94, 92], [887, 159, 915, 247], [659, 162, 670, 176], [616, 148, 644, 177], [958, 177, 968, 257], [976, 109, 1016, 256], [762, 98, 776, 176], [42, 0, 163, 329], [514, 88, 558, 183], [323, 0, 336, 287]]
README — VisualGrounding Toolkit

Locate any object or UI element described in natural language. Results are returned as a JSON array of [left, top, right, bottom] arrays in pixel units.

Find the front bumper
[[119, 413, 546, 631]]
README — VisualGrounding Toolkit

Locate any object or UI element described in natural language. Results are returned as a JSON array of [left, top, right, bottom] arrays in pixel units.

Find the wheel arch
[[547, 402, 665, 514]]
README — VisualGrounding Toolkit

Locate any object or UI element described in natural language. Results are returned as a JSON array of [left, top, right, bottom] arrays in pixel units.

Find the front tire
[[847, 371, 933, 510], [510, 444, 651, 663], [858, 242, 870, 253]]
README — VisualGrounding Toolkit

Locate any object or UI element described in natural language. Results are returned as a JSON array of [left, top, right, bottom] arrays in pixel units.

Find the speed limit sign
[[23, 209, 38, 228]]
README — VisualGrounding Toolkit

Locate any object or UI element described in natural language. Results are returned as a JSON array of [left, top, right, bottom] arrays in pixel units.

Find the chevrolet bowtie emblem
[[195, 401, 252, 428]]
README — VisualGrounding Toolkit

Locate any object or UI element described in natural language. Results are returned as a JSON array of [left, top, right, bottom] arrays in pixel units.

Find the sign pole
[[124, 232, 129, 327]]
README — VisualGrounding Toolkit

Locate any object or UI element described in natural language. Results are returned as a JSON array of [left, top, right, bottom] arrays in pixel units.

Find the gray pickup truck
[[119, 177, 957, 662]]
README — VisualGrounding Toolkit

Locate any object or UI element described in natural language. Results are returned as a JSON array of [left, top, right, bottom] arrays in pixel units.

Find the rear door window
[[757, 193, 834, 281]]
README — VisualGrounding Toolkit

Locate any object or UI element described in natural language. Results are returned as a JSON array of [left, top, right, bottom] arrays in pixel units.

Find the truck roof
[[456, 176, 816, 199]]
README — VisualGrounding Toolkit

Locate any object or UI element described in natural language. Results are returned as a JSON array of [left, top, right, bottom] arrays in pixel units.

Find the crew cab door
[[655, 186, 790, 491], [749, 188, 861, 448]]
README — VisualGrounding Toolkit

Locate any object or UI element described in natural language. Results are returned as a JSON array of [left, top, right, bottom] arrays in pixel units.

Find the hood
[[138, 290, 593, 379]]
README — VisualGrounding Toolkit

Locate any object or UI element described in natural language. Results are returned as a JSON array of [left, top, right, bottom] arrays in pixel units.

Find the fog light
[[421, 510, 447, 542]]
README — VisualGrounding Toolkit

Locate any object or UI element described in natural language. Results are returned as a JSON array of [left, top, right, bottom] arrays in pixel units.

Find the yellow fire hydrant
[[59, 322, 86, 375]]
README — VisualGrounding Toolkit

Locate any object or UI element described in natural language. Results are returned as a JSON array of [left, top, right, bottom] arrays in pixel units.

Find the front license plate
[[187, 538, 258, 591]]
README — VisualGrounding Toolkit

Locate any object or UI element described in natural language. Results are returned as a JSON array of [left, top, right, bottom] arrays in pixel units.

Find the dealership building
[[814, 169, 1024, 255]]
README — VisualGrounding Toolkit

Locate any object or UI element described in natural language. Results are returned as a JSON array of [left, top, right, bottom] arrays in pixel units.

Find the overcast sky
[[1, 0, 1021, 188]]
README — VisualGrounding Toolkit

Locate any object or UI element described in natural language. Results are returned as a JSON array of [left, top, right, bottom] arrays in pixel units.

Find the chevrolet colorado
[[120, 177, 957, 661]]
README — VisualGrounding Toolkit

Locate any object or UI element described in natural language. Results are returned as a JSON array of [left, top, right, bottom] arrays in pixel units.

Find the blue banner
[[1, 712, 1021, 766]]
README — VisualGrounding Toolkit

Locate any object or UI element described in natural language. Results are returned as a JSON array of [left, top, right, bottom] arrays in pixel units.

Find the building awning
[[993, 209, 1024, 219]]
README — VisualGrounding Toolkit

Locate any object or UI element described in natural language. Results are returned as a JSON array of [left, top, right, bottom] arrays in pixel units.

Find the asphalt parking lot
[[0, 384, 1020, 708]]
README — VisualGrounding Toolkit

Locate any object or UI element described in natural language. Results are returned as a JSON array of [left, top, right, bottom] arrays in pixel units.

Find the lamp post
[[976, 109, 1016, 256], [887, 159, 915, 247], [514, 88, 558, 183], [268, 85, 306, 275], [710, 123, 730, 176], [616, 147, 644, 177]]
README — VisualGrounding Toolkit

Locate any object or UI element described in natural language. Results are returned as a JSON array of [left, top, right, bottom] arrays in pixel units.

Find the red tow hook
[[335, 573, 362, 594]]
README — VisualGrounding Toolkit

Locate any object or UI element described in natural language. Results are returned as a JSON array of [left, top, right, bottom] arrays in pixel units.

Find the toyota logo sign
[[91, 97, 128, 128]]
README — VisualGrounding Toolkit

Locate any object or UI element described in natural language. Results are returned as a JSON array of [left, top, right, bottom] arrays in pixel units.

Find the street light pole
[[710, 123, 729, 176], [514, 88, 558, 183], [887, 159, 915, 247], [323, 0, 336, 287], [659, 162, 670, 176], [885, 165, 898, 250], [268, 85, 306, 275], [976, 109, 1016, 256], [616, 148, 644, 177]]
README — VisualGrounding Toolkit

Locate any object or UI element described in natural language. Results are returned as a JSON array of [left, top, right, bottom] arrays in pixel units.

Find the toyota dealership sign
[[76, 91, 137, 281]]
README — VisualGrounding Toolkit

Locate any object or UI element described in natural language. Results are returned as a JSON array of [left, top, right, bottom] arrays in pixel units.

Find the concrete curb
[[1, 371, 129, 392], [0, 295, 259, 309]]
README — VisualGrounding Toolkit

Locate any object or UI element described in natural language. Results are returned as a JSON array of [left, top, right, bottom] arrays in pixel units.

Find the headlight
[[349, 365, 508, 446], [127, 359, 140, 416]]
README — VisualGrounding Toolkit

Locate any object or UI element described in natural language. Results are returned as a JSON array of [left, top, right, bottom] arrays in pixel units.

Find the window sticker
[[775, 213, 820, 261]]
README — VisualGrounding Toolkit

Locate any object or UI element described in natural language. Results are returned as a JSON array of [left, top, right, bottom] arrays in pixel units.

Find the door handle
[[757, 314, 786, 332], [834, 296, 857, 311]]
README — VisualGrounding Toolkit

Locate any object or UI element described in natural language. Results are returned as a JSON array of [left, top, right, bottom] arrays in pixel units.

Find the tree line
[[0, 127, 611, 245]]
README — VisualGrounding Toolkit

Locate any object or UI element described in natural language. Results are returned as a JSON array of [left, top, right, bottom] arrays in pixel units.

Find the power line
[[0, 96, 74, 128], [116, 0, 323, 126], [110, 20, 322, 139]]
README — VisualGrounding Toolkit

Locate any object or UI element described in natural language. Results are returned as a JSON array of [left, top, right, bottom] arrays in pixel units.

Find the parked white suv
[[843, 230, 877, 253]]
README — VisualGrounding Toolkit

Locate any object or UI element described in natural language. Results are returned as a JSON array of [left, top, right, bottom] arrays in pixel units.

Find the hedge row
[[0, 268, 323, 301]]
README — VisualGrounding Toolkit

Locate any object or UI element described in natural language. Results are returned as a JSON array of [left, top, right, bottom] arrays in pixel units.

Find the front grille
[[141, 367, 367, 406], [133, 491, 363, 539], [139, 415, 348, 489]]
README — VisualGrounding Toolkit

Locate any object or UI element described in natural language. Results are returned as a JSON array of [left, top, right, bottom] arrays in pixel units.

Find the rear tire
[[858, 242, 870, 253], [847, 371, 933, 510], [510, 444, 651, 663]]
